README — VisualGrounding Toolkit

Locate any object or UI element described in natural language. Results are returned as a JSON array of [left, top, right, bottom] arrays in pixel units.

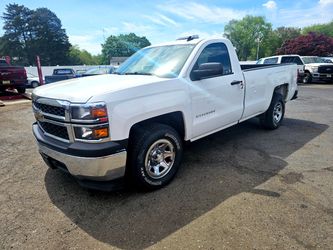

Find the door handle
[[231, 80, 243, 85]]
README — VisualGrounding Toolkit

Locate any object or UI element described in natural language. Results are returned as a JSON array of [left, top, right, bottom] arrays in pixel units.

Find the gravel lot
[[0, 84, 333, 250]]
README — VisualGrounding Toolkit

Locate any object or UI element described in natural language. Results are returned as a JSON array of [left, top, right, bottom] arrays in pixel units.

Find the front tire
[[127, 124, 183, 190], [260, 93, 285, 130], [16, 87, 26, 94], [303, 72, 312, 84]]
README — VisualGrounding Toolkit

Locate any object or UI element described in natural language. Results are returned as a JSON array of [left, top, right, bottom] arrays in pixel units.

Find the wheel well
[[129, 112, 185, 140], [274, 84, 288, 101]]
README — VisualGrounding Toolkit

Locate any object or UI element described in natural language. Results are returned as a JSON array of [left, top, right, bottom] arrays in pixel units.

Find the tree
[[69, 45, 103, 65], [101, 33, 150, 64], [224, 16, 273, 61], [303, 21, 333, 37], [276, 32, 333, 56], [0, 4, 71, 65], [28, 8, 71, 65], [275, 27, 301, 43], [1, 4, 33, 65]]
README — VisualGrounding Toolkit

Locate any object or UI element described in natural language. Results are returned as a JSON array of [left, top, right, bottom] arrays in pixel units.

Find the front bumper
[[33, 123, 127, 182], [39, 144, 126, 181], [312, 73, 333, 82]]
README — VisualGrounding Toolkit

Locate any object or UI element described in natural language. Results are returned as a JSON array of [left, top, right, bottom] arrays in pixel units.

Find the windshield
[[115, 44, 195, 78], [84, 68, 110, 75], [302, 57, 326, 64]]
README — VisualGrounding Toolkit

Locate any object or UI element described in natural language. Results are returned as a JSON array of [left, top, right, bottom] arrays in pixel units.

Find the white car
[[32, 36, 298, 190], [27, 73, 41, 88]]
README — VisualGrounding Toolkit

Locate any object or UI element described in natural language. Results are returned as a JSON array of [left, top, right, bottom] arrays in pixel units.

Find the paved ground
[[0, 84, 333, 250]]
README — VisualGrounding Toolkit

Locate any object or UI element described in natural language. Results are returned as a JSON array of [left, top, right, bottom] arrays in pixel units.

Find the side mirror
[[191, 62, 223, 81]]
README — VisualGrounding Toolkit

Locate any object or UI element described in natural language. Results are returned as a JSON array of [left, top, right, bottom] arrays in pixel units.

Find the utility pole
[[256, 32, 263, 61]]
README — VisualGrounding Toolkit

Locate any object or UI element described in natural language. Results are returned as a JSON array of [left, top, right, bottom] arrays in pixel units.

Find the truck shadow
[[45, 118, 328, 249]]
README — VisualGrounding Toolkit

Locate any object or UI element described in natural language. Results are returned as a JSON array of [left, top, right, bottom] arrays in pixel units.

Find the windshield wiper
[[123, 72, 153, 75]]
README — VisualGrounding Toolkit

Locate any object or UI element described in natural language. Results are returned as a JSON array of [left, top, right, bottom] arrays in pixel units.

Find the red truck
[[0, 59, 28, 93]]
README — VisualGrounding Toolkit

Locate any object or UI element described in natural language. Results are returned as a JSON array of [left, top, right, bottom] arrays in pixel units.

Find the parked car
[[257, 55, 305, 83], [27, 73, 41, 88], [75, 69, 87, 77], [81, 66, 115, 77], [32, 36, 298, 191], [0, 59, 27, 93], [45, 68, 76, 84], [301, 56, 333, 83]]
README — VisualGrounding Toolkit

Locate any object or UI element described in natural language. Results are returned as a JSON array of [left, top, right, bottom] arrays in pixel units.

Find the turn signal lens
[[93, 127, 109, 138], [74, 126, 109, 140], [91, 107, 107, 118]]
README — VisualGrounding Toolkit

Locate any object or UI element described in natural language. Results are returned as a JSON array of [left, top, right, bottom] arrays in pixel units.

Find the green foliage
[[0, 3, 70, 66], [69, 45, 102, 65], [275, 27, 302, 43], [224, 16, 273, 61], [276, 33, 333, 56], [302, 21, 333, 37], [101, 33, 151, 64]]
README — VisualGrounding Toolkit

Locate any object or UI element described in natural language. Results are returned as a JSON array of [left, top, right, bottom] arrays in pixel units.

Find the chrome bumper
[[38, 144, 127, 181]]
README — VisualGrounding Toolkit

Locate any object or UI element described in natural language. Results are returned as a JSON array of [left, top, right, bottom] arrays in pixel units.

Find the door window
[[192, 43, 232, 76]]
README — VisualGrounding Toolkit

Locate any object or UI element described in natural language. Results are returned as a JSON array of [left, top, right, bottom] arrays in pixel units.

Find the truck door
[[189, 42, 245, 138]]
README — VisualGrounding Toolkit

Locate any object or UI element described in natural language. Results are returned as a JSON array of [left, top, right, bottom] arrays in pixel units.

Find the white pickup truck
[[32, 36, 298, 190]]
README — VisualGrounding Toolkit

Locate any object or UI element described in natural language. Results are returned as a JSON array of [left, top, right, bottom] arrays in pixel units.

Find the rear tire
[[127, 123, 183, 190], [16, 87, 26, 94], [260, 93, 285, 130]]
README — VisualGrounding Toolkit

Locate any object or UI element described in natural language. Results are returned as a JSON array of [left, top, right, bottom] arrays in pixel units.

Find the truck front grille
[[38, 121, 69, 140], [33, 101, 66, 117], [318, 66, 333, 74]]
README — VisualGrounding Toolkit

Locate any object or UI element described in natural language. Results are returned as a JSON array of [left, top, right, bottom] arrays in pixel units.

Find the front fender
[[109, 90, 192, 141]]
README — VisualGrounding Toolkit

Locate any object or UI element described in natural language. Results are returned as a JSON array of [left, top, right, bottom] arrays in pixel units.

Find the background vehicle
[[301, 56, 333, 83], [45, 68, 76, 84], [321, 57, 333, 63], [75, 69, 87, 77], [27, 73, 41, 88], [0, 59, 27, 93], [257, 55, 305, 83], [32, 36, 298, 191], [81, 66, 115, 77]]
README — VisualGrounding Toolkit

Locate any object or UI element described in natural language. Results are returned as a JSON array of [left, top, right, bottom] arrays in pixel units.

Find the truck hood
[[305, 63, 333, 67], [33, 74, 167, 103]]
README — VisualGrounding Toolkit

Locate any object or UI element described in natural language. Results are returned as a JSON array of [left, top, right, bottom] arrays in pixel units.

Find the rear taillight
[[23, 69, 27, 78]]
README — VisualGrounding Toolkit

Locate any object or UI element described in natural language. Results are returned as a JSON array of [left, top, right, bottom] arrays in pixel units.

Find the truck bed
[[240, 63, 298, 120]]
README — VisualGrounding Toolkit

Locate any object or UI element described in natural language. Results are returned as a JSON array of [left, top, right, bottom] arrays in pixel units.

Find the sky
[[0, 0, 332, 55]]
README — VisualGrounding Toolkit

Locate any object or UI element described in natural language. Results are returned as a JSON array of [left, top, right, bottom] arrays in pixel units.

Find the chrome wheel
[[144, 139, 175, 179], [273, 102, 283, 124]]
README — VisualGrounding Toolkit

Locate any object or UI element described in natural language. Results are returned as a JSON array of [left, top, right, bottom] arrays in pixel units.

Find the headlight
[[71, 102, 110, 141], [74, 126, 109, 140], [71, 102, 108, 122], [310, 66, 318, 72]]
